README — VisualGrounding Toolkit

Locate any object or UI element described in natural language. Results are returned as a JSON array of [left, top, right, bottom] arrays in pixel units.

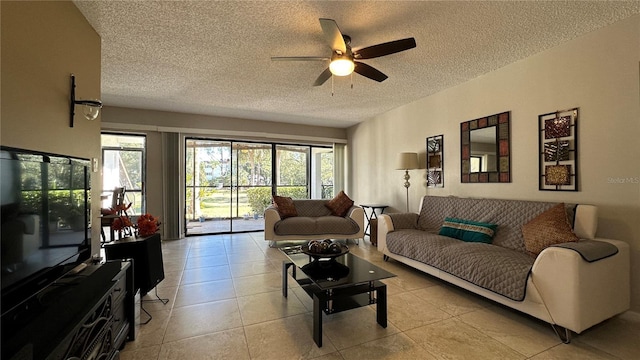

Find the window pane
[[190, 140, 231, 188], [101, 133, 146, 216], [276, 145, 308, 186], [103, 150, 142, 191], [234, 143, 272, 186], [311, 147, 333, 199], [102, 134, 145, 148]]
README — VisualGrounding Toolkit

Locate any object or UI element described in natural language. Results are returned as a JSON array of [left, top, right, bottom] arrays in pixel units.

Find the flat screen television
[[1, 146, 91, 315]]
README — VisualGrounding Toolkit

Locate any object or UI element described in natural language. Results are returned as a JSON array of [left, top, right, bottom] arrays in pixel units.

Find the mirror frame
[[461, 111, 511, 183]]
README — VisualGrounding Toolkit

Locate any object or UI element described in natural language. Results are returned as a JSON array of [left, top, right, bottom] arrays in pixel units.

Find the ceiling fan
[[271, 18, 416, 86]]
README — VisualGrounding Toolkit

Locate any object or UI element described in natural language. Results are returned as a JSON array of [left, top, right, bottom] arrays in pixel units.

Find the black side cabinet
[[103, 233, 164, 296], [2, 260, 134, 360]]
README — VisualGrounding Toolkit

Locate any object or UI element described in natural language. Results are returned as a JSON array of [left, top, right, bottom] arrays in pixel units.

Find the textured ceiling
[[73, 1, 640, 128]]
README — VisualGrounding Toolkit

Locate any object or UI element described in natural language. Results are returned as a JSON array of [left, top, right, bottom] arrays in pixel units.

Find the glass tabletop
[[281, 246, 396, 290]]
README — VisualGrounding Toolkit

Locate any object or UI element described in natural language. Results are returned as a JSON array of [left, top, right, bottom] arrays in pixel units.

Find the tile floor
[[118, 233, 640, 360]]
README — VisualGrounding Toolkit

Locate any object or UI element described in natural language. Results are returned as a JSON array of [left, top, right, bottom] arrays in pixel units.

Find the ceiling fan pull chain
[[331, 75, 334, 96], [351, 73, 354, 89]]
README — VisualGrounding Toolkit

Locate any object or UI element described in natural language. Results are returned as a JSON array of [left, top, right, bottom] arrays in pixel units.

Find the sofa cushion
[[273, 196, 298, 218], [439, 217, 497, 244], [274, 216, 360, 236], [522, 203, 579, 256], [417, 196, 566, 254], [292, 200, 333, 217], [325, 191, 354, 217], [386, 230, 534, 301], [388, 213, 419, 230]]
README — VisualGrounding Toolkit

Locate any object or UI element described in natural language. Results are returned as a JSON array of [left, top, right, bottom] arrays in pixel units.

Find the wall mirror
[[461, 111, 511, 183]]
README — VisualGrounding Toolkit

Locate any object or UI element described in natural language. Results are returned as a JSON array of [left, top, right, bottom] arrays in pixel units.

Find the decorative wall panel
[[538, 108, 578, 191]]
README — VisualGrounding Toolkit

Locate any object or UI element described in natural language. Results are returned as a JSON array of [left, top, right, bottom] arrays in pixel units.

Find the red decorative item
[[137, 213, 160, 237], [111, 216, 132, 231]]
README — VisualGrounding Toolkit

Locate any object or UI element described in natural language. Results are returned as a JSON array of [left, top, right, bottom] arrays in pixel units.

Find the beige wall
[[102, 106, 347, 145], [1, 2, 102, 255], [348, 16, 640, 312]]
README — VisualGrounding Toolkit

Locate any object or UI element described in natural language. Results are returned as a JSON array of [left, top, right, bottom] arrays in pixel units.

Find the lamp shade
[[329, 52, 355, 77], [396, 152, 419, 170]]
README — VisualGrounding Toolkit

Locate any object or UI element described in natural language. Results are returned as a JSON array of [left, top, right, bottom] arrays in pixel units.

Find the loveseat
[[264, 198, 364, 244], [378, 195, 630, 342]]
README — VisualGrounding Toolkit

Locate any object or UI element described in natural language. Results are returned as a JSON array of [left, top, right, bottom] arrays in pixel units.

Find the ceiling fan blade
[[313, 68, 332, 86], [354, 38, 416, 59], [319, 18, 346, 53], [354, 62, 388, 82], [271, 56, 329, 61]]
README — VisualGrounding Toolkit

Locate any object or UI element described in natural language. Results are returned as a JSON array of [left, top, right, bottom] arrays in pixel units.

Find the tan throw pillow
[[325, 191, 354, 217], [522, 203, 579, 256], [272, 196, 297, 219]]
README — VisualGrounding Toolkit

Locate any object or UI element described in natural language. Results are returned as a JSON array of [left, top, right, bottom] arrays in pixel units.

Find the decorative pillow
[[325, 191, 354, 217], [522, 203, 579, 256], [439, 217, 498, 244], [272, 196, 297, 219]]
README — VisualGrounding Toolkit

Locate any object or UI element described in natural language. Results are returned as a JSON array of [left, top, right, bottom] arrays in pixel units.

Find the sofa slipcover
[[264, 199, 364, 242], [378, 196, 630, 341]]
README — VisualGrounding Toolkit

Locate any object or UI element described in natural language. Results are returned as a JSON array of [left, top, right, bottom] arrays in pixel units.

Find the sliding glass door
[[185, 139, 232, 233], [232, 142, 272, 232], [185, 138, 332, 235]]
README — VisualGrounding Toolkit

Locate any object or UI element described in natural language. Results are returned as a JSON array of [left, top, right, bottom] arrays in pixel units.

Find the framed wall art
[[538, 108, 578, 191], [426, 135, 443, 187]]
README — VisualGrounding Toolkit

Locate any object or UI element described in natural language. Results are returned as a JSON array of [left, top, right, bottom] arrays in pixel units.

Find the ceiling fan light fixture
[[329, 54, 354, 76]]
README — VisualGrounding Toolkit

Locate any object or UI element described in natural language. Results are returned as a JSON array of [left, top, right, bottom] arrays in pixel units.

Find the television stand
[[1, 260, 134, 360]]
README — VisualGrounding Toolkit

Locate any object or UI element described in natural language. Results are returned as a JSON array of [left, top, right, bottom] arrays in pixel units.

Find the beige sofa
[[378, 196, 630, 342], [264, 199, 364, 243]]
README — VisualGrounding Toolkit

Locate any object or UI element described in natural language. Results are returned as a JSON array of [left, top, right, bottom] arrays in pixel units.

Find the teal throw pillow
[[439, 217, 497, 244]]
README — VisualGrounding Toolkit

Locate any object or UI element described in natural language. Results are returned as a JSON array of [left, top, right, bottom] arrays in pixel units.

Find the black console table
[[103, 233, 164, 297], [2, 260, 134, 360], [103, 233, 166, 323], [360, 204, 389, 237]]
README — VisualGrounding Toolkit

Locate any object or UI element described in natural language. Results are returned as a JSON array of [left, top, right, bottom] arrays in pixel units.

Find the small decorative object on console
[[137, 213, 160, 237], [111, 212, 160, 238]]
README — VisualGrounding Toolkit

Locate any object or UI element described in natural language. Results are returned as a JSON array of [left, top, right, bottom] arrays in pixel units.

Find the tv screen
[[1, 147, 91, 314]]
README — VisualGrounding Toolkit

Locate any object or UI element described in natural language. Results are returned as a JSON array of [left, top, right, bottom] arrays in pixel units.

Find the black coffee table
[[281, 246, 396, 347]]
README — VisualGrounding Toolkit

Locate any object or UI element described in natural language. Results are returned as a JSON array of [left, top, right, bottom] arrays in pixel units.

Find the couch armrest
[[530, 238, 630, 333], [377, 214, 394, 253], [377, 213, 419, 254], [263, 206, 281, 241], [574, 204, 597, 239], [346, 205, 365, 239]]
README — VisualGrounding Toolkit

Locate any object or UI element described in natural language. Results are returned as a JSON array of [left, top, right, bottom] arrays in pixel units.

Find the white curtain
[[333, 143, 346, 195]]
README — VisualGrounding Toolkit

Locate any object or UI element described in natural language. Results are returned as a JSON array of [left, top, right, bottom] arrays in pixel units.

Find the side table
[[360, 204, 389, 239]]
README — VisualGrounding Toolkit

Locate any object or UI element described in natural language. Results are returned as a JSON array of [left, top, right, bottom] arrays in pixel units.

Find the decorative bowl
[[301, 241, 349, 260]]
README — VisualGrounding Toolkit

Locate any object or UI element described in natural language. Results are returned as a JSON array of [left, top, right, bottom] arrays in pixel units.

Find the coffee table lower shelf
[[282, 261, 388, 347]]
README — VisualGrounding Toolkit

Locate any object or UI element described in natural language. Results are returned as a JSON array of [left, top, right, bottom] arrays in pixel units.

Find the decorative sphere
[[308, 240, 322, 253], [329, 243, 342, 253]]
